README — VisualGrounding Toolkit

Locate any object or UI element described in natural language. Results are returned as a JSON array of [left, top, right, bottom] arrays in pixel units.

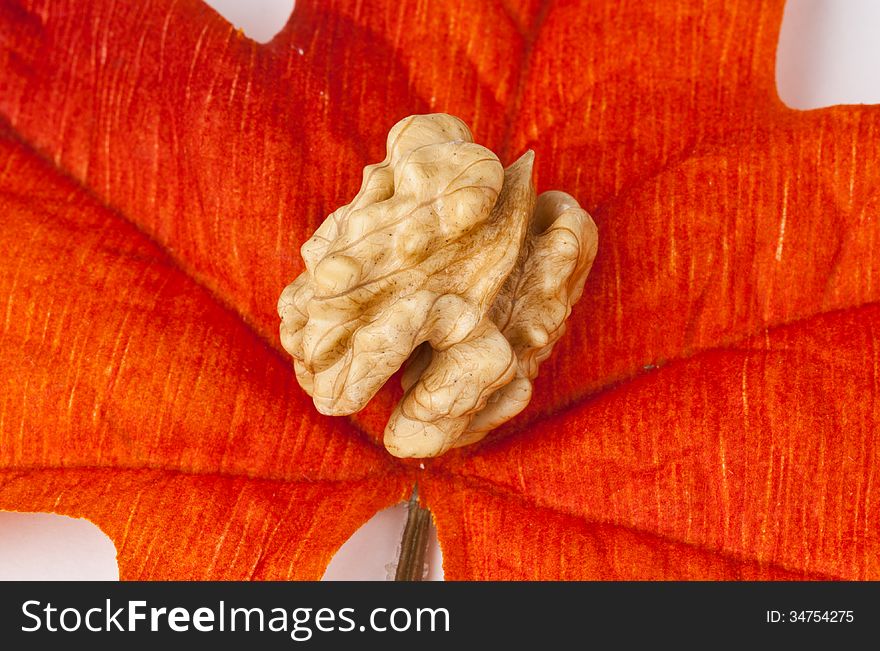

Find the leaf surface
[[0, 0, 878, 579]]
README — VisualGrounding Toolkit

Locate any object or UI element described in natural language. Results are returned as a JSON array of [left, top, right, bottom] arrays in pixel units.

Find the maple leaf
[[1, 0, 878, 579]]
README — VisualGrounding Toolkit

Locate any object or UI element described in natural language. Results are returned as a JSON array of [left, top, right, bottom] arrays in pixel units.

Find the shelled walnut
[[278, 114, 597, 458]]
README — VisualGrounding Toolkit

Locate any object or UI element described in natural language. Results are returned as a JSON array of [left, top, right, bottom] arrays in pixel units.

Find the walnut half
[[278, 114, 597, 458]]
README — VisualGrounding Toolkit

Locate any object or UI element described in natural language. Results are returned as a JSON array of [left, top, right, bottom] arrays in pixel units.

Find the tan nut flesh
[[278, 114, 597, 458]]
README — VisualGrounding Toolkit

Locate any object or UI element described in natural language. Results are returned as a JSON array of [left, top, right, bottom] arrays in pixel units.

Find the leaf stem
[[394, 486, 431, 581]]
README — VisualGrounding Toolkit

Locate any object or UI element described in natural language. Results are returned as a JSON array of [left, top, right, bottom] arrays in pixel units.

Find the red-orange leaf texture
[[1, 0, 878, 580]]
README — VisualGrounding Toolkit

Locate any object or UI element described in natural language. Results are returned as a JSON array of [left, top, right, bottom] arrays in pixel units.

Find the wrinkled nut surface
[[278, 114, 598, 458]]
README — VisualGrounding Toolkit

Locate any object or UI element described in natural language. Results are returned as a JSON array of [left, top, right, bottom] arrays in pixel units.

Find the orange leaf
[[1, 0, 878, 579]]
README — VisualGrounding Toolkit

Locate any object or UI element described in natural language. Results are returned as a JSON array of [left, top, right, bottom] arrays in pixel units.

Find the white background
[[1, 0, 878, 581]]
